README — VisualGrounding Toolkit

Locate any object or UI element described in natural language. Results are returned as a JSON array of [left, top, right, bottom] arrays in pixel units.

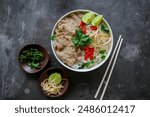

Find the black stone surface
[[0, 0, 150, 100]]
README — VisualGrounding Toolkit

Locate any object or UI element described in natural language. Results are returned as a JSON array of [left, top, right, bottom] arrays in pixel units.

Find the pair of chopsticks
[[94, 35, 124, 100]]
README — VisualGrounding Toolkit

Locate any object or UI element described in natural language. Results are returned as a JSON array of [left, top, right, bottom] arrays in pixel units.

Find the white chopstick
[[94, 35, 122, 98], [99, 38, 123, 100], [94, 35, 124, 99]]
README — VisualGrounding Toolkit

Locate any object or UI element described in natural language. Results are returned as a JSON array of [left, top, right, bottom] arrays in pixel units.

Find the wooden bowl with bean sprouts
[[39, 67, 69, 98]]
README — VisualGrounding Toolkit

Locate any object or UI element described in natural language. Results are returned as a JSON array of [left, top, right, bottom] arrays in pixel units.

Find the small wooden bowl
[[18, 44, 49, 74], [39, 67, 69, 98]]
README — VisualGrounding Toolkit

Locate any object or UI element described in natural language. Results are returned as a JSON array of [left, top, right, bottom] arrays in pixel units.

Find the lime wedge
[[91, 15, 103, 26], [49, 72, 62, 85], [82, 12, 95, 24]]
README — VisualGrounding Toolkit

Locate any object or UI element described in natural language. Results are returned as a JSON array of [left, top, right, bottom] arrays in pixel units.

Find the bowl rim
[[39, 67, 69, 98], [51, 9, 113, 72], [18, 43, 49, 74]]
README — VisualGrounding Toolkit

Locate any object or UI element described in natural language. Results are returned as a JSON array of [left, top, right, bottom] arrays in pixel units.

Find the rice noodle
[[91, 29, 111, 48], [41, 79, 64, 95]]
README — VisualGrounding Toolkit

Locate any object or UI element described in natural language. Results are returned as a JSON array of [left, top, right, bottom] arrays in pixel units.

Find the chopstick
[[94, 35, 124, 100]]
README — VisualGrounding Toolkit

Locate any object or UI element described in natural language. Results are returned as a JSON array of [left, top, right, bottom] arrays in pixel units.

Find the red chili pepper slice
[[84, 46, 94, 60], [90, 26, 97, 31], [89, 53, 94, 60], [84, 55, 88, 60], [82, 26, 86, 34], [79, 21, 86, 34], [79, 21, 85, 28]]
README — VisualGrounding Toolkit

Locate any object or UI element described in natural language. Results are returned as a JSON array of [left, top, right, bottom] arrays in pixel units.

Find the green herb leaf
[[100, 49, 106, 54], [79, 62, 91, 69], [79, 56, 96, 69], [72, 29, 92, 47], [19, 48, 43, 69], [101, 23, 109, 33], [72, 37, 79, 45], [28, 63, 40, 69], [101, 55, 106, 60], [49, 34, 56, 41]]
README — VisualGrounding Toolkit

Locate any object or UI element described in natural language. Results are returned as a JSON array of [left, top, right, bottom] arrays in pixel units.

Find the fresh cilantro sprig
[[101, 23, 109, 33], [72, 29, 92, 47], [49, 34, 56, 41]]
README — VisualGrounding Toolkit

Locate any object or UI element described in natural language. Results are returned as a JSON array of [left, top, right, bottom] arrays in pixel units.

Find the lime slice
[[91, 15, 103, 26], [82, 12, 95, 24], [49, 72, 62, 85]]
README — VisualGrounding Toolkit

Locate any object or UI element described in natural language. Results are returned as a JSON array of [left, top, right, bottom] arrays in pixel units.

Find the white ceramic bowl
[[51, 9, 113, 72]]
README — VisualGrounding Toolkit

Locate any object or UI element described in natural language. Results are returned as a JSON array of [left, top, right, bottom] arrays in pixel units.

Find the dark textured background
[[0, 0, 150, 100]]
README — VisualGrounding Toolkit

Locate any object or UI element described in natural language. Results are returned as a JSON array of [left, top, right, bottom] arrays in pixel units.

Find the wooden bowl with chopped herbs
[[18, 44, 49, 74]]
